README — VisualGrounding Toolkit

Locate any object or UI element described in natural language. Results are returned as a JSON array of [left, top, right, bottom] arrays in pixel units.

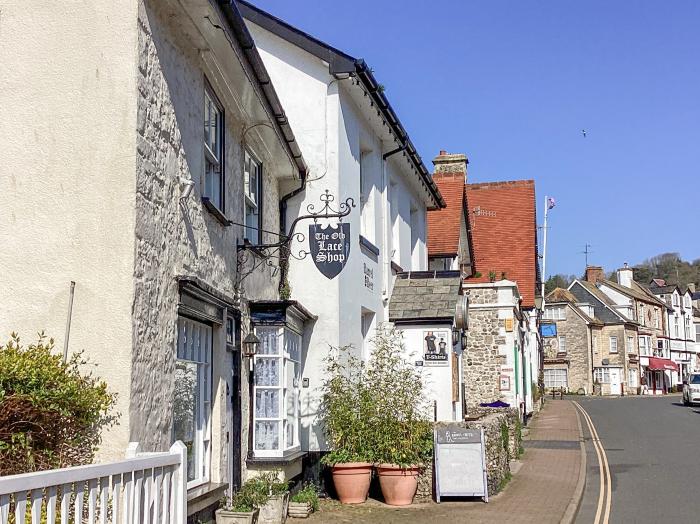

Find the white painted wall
[[247, 22, 431, 451], [0, 0, 140, 461], [397, 325, 461, 422]]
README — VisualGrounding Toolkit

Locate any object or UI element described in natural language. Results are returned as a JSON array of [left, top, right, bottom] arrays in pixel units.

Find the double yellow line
[[574, 401, 612, 524]]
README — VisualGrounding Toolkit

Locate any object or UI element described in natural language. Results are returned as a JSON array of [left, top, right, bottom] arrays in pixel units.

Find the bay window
[[173, 316, 212, 487], [253, 326, 301, 457], [544, 368, 567, 389]]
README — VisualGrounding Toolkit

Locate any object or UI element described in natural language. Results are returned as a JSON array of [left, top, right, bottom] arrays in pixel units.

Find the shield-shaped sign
[[309, 223, 351, 279]]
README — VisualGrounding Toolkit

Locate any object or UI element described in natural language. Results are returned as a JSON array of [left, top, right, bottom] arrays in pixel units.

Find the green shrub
[[0, 332, 117, 475], [291, 483, 319, 512]]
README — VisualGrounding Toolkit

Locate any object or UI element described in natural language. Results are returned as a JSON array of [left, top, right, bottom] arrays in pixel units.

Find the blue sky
[[248, 0, 700, 278]]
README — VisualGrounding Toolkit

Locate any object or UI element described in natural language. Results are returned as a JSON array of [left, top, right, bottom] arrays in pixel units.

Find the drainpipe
[[279, 170, 308, 295]]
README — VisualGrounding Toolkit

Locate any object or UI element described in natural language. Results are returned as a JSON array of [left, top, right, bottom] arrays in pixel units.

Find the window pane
[[257, 329, 279, 355], [286, 331, 301, 361], [255, 389, 280, 418], [255, 358, 280, 386], [255, 421, 279, 450], [174, 361, 198, 481]]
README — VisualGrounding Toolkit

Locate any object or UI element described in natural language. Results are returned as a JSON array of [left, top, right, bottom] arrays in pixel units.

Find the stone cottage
[[0, 0, 312, 512]]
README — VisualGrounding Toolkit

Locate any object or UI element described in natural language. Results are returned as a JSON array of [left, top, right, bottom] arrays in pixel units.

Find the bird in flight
[[581, 129, 587, 138]]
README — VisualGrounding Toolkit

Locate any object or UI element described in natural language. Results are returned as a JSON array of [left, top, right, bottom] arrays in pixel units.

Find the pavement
[[575, 394, 700, 523], [308, 399, 585, 523]]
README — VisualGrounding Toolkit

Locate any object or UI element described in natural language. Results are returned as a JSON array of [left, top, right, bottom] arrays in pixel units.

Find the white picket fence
[[0, 441, 187, 524]]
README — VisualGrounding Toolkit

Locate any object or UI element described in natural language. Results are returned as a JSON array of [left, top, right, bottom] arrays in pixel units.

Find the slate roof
[[427, 173, 467, 256], [601, 279, 666, 306], [645, 283, 677, 295], [389, 273, 462, 322], [546, 287, 602, 325], [569, 281, 630, 325], [464, 180, 538, 308]]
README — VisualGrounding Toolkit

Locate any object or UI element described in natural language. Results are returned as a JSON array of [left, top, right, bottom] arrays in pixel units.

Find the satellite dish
[[455, 295, 469, 331]]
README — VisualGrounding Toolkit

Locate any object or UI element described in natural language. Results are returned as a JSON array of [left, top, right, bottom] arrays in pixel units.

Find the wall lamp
[[242, 330, 260, 359]]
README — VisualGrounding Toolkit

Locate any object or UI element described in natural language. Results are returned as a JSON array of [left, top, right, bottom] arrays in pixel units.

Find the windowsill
[[187, 482, 228, 516], [246, 450, 307, 467], [359, 235, 380, 257], [202, 197, 232, 226]]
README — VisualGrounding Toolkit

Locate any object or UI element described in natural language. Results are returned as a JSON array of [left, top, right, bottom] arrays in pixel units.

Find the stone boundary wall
[[417, 408, 522, 501]]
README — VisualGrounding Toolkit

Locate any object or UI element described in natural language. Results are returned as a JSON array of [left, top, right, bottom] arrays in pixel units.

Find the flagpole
[[541, 195, 549, 310]]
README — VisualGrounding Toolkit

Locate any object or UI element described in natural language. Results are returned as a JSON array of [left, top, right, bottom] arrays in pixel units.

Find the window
[[244, 151, 262, 244], [544, 369, 568, 389], [592, 335, 598, 352], [558, 335, 567, 354], [544, 306, 566, 320], [673, 294, 679, 307], [685, 317, 692, 340], [361, 309, 375, 359], [609, 336, 618, 353], [654, 309, 660, 329], [696, 324, 700, 343], [674, 316, 680, 338], [204, 87, 224, 210], [174, 317, 212, 487], [628, 369, 638, 388], [639, 304, 645, 325], [359, 151, 373, 243], [594, 367, 611, 384], [639, 336, 650, 356], [253, 327, 301, 456], [626, 336, 634, 354]]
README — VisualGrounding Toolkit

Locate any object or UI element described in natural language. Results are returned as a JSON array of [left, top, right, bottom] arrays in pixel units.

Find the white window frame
[[609, 336, 618, 353], [594, 367, 611, 384], [696, 324, 700, 343], [674, 316, 680, 338], [626, 336, 634, 354], [628, 369, 638, 388], [558, 335, 567, 354], [544, 306, 566, 320], [544, 368, 568, 389], [673, 293, 679, 307], [203, 86, 224, 211], [244, 150, 262, 244], [639, 335, 650, 356], [174, 317, 212, 489], [253, 326, 301, 458]]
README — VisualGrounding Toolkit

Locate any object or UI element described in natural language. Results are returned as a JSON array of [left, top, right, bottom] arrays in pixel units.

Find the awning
[[646, 357, 679, 372]]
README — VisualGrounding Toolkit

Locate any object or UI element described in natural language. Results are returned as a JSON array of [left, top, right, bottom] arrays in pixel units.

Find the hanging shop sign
[[309, 223, 351, 279]]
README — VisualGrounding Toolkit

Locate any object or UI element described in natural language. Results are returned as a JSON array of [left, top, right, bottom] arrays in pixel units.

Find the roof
[[601, 279, 666, 306], [569, 280, 631, 325], [545, 287, 602, 325], [237, 1, 445, 210], [389, 273, 462, 322], [218, 1, 307, 177], [427, 173, 467, 256], [463, 180, 538, 308], [645, 282, 678, 295]]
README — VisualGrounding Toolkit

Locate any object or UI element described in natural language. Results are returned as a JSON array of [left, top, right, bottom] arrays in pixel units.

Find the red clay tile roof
[[427, 173, 466, 256], [465, 180, 538, 308]]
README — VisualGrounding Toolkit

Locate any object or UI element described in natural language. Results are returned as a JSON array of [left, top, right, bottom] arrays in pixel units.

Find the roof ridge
[[467, 179, 535, 189]]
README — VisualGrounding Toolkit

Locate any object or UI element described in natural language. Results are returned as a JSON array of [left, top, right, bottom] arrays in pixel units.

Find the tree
[[545, 274, 576, 295]]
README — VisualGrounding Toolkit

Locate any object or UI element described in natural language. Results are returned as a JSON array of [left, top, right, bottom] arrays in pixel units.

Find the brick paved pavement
[[308, 400, 584, 523]]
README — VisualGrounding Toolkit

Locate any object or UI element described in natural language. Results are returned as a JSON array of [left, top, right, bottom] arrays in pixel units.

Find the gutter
[[218, 1, 308, 179]]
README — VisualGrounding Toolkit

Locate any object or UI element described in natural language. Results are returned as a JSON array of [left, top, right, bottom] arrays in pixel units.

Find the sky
[[248, 0, 700, 279]]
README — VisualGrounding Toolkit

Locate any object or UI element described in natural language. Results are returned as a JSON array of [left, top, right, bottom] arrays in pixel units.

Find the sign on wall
[[309, 223, 350, 279], [434, 425, 488, 502], [424, 330, 449, 366]]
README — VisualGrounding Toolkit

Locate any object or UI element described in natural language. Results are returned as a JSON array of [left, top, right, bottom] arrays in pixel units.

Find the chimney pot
[[585, 266, 604, 284], [439, 150, 447, 156], [432, 151, 468, 177]]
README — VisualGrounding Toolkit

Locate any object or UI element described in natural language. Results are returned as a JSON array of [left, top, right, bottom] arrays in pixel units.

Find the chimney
[[617, 262, 634, 288], [688, 283, 696, 293], [585, 266, 604, 284], [433, 150, 468, 178]]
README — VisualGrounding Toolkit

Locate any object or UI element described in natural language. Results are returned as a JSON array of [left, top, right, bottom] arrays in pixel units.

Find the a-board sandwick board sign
[[434, 425, 488, 503]]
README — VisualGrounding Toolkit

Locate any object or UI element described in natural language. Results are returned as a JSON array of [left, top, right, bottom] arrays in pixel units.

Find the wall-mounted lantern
[[242, 330, 260, 359]]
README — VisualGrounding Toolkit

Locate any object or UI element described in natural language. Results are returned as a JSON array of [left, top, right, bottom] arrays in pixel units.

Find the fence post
[[170, 441, 187, 524]]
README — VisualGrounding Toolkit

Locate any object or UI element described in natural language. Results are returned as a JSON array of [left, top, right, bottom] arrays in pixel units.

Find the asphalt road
[[575, 395, 700, 523]]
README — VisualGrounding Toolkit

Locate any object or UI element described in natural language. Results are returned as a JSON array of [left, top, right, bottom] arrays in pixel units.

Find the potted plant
[[288, 483, 319, 519], [366, 328, 433, 506], [216, 480, 269, 524], [252, 472, 290, 524], [319, 346, 375, 504]]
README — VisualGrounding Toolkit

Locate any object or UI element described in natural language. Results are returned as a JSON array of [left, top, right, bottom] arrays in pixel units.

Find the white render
[[245, 21, 437, 451], [0, 0, 301, 493]]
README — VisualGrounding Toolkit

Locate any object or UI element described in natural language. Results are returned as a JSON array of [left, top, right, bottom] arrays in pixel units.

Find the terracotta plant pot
[[331, 462, 373, 504], [376, 464, 420, 506]]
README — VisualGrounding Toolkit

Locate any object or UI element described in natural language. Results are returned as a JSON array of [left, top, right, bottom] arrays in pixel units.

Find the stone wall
[[543, 305, 591, 394], [464, 305, 502, 411]]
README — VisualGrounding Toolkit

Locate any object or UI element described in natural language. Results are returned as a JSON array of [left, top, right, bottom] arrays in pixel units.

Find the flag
[[547, 197, 556, 210]]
